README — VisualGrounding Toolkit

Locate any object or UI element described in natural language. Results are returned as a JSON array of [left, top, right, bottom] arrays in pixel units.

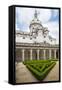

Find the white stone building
[[16, 10, 59, 62]]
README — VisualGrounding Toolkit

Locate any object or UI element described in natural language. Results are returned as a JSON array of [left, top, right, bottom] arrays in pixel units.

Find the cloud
[[16, 7, 52, 31], [49, 9, 59, 21], [43, 21, 59, 44], [16, 7, 59, 43], [16, 7, 34, 32], [52, 10, 59, 18], [38, 9, 52, 23]]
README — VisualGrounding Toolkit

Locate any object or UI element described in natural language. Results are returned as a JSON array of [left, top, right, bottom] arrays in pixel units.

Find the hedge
[[23, 60, 51, 65], [26, 62, 56, 80]]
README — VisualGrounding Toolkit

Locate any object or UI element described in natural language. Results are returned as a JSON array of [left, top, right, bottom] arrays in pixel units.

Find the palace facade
[[16, 10, 59, 62]]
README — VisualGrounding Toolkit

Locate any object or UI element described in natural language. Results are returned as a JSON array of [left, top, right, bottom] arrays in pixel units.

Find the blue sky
[[16, 7, 59, 43]]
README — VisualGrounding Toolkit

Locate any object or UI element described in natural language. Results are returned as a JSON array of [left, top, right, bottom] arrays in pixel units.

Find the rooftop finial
[[34, 10, 39, 18]]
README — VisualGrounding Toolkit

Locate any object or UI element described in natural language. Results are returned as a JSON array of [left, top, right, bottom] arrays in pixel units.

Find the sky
[[16, 7, 59, 44]]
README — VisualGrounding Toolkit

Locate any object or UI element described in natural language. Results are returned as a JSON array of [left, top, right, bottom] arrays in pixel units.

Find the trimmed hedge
[[23, 60, 51, 65], [24, 60, 56, 81], [26, 62, 56, 80]]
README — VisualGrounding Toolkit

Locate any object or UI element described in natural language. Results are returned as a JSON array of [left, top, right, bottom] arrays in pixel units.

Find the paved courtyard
[[16, 61, 59, 83], [43, 61, 59, 81], [16, 62, 39, 83]]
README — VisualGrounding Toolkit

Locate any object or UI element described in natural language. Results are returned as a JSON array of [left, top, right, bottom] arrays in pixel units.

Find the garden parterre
[[23, 60, 56, 81]]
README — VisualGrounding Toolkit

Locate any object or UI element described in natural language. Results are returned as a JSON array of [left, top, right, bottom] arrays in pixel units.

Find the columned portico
[[16, 46, 59, 62]]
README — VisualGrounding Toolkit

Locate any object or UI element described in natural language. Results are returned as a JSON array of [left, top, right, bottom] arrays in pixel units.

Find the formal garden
[[23, 60, 57, 81]]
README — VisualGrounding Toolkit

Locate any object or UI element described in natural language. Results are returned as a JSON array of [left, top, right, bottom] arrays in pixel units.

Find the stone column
[[58, 50, 59, 59], [37, 49, 39, 60], [43, 49, 46, 60], [30, 49, 32, 60], [49, 49, 51, 59], [22, 49, 25, 61], [54, 49, 56, 59]]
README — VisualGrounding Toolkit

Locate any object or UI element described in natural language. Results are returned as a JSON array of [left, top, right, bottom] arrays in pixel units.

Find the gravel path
[[43, 61, 59, 81], [16, 62, 39, 83]]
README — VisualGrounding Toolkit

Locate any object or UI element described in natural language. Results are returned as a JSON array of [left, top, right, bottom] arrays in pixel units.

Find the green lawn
[[23, 60, 56, 81]]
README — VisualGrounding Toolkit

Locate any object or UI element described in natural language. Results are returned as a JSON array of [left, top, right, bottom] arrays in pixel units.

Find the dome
[[29, 18, 42, 28], [30, 18, 41, 25], [29, 10, 42, 28]]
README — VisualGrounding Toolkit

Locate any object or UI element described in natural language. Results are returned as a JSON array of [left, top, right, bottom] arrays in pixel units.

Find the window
[[23, 37, 25, 39]]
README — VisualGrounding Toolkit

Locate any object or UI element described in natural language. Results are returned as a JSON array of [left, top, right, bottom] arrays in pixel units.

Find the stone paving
[[43, 61, 59, 81], [16, 61, 59, 83], [16, 62, 39, 83]]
